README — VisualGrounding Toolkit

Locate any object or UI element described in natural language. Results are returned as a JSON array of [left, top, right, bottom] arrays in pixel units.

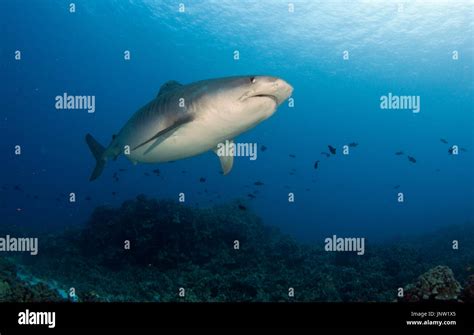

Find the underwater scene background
[[1, 0, 473, 302]]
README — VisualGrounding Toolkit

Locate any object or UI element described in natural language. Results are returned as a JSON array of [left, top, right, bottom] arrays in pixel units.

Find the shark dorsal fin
[[157, 80, 182, 97]]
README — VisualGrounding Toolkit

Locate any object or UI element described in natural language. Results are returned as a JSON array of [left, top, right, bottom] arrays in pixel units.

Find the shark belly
[[126, 117, 228, 163]]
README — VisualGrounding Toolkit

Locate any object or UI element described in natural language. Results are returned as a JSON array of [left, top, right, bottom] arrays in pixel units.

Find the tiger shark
[[86, 75, 293, 181]]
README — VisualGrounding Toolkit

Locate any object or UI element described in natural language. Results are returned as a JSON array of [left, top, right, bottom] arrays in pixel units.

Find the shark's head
[[196, 75, 293, 125], [236, 75, 293, 107]]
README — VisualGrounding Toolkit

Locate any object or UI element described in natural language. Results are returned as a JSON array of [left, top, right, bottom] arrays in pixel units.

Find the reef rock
[[79, 195, 272, 270], [400, 265, 462, 302], [460, 275, 474, 302]]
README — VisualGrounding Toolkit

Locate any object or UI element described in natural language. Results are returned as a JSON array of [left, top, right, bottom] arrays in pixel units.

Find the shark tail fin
[[86, 133, 107, 181]]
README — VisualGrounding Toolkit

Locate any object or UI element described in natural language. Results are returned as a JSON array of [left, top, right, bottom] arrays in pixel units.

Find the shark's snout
[[250, 76, 293, 105], [273, 78, 293, 105]]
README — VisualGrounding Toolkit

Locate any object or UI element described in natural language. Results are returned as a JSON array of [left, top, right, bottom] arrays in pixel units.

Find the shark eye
[[250, 76, 256, 84]]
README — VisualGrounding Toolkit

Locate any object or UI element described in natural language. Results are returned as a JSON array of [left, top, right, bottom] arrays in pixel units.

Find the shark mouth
[[250, 94, 278, 104]]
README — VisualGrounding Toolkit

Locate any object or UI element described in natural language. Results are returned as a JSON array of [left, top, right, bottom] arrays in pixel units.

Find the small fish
[[119, 168, 127, 172], [14, 185, 23, 192], [254, 181, 264, 186], [261, 145, 267, 152], [181, 170, 186, 174], [305, 188, 310, 191], [407, 156, 416, 163], [247, 193, 256, 199], [33, 195, 39, 200], [314, 160, 320, 169], [85, 196, 92, 201], [328, 145, 336, 155], [321, 152, 330, 158], [348, 142, 358, 148], [289, 154, 296, 158], [435, 169, 441, 172], [393, 185, 400, 189], [253, 190, 259, 194], [440, 138, 448, 144], [113, 172, 118, 178], [152, 169, 160, 175], [447, 146, 465, 154], [1, 185, 8, 190], [199, 177, 206, 183], [144, 172, 150, 176], [238, 204, 247, 211], [395, 151, 404, 155], [112, 192, 117, 196]]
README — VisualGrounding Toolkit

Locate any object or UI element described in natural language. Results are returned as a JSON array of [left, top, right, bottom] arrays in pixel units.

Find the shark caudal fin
[[85, 133, 107, 181]]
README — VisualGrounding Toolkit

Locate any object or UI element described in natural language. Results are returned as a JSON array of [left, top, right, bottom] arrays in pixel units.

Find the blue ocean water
[[1, 0, 473, 243]]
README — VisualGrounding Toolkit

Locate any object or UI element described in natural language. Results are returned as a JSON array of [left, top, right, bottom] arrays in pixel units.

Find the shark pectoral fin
[[213, 141, 234, 175], [216, 153, 234, 175], [132, 115, 193, 152]]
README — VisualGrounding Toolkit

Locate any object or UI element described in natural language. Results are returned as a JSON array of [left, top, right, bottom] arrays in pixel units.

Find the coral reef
[[1, 195, 473, 302], [400, 266, 462, 302], [0, 257, 64, 302]]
